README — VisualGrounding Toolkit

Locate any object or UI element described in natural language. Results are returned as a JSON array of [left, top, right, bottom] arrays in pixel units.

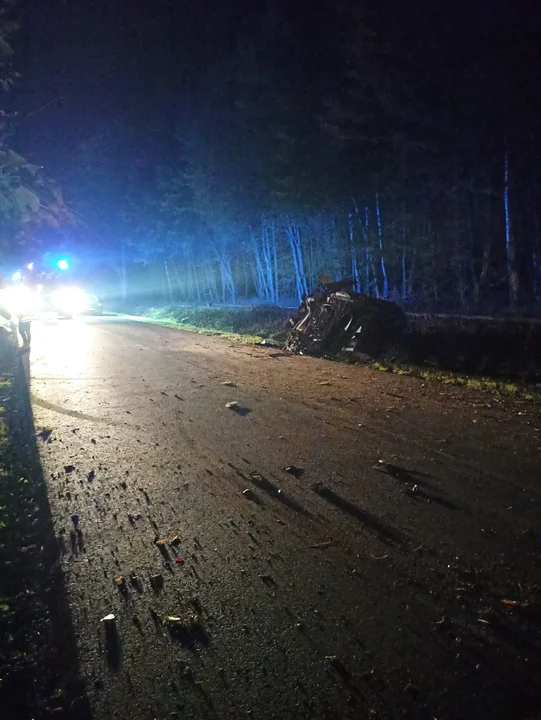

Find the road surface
[[28, 316, 541, 720]]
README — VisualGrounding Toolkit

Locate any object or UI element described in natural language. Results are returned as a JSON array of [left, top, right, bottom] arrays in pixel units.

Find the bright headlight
[[3, 285, 37, 317], [52, 288, 86, 314]]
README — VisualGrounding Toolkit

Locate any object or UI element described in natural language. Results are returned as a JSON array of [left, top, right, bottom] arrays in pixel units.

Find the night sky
[[13, 0, 290, 174], [13, 0, 540, 177], [9, 0, 541, 174]]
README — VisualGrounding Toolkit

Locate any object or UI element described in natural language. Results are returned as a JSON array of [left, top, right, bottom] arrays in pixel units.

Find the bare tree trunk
[[408, 248, 416, 301], [253, 232, 268, 301], [363, 204, 372, 295], [164, 261, 173, 303], [428, 222, 439, 305], [272, 221, 279, 305], [375, 193, 389, 298], [285, 220, 308, 304], [263, 219, 276, 303], [348, 212, 360, 292], [244, 260, 249, 298], [533, 204, 541, 301], [192, 260, 201, 304], [172, 260, 184, 300], [504, 149, 520, 306], [205, 265, 218, 303], [217, 254, 236, 304], [401, 245, 407, 301]]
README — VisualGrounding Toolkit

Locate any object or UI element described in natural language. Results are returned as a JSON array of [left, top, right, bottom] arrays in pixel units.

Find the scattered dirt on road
[[13, 320, 541, 719]]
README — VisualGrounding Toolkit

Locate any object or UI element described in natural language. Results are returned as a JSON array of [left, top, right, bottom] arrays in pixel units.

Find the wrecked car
[[285, 279, 406, 358]]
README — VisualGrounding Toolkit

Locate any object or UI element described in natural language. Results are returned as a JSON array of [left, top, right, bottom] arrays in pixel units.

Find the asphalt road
[[29, 316, 541, 720]]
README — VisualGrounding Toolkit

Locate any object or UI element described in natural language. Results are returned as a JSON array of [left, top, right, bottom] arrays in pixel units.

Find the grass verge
[[371, 359, 540, 401], [142, 305, 290, 343]]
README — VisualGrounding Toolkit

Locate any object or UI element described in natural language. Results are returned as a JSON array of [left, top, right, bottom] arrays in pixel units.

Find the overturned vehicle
[[285, 279, 407, 358]]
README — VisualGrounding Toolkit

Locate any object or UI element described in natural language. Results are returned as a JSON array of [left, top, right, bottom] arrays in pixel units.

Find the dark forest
[[8, 0, 541, 311]]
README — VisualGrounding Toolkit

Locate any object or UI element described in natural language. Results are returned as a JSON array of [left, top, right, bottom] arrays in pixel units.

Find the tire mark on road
[[30, 394, 110, 424]]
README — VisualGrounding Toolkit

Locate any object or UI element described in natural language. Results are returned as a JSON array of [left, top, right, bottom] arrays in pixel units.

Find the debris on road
[[170, 535, 181, 545], [129, 575, 142, 592], [225, 400, 251, 415], [165, 616, 183, 626], [114, 576, 127, 594], [285, 465, 304, 478], [150, 574, 164, 592], [87, 470, 95, 482], [501, 599, 527, 608], [175, 557, 184, 564], [189, 613, 202, 628], [71, 514, 79, 527], [37, 428, 53, 441], [310, 540, 332, 549], [64, 465, 76, 474], [221, 381, 236, 387], [102, 614, 121, 670], [242, 488, 256, 501], [139, 488, 151, 504], [132, 613, 143, 629]]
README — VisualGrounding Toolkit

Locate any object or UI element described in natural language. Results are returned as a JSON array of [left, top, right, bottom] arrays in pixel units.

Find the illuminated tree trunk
[[364, 205, 371, 295], [272, 221, 279, 304], [191, 259, 201, 304], [504, 149, 520, 306], [348, 212, 360, 292], [285, 220, 308, 303], [262, 218, 276, 303], [205, 265, 218, 303], [116, 239, 128, 303], [216, 253, 236, 304], [375, 193, 389, 299], [164, 260, 173, 302], [172, 260, 184, 299], [271, 220, 279, 305], [252, 235, 268, 300]]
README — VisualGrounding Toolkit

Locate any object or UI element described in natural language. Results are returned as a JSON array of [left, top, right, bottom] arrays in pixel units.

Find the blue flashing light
[[56, 259, 69, 271]]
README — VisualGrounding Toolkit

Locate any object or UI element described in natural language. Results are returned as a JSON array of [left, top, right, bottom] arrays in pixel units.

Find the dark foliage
[[14, 0, 541, 312]]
